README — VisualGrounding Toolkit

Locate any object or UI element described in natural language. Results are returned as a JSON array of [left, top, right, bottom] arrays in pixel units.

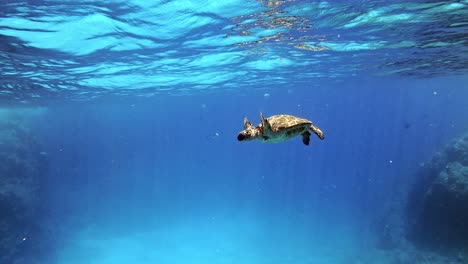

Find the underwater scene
[[1, 0, 468, 263]]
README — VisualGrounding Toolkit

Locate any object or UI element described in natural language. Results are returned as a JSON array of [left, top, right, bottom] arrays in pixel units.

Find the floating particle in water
[[264, 93, 270, 97], [206, 132, 220, 140], [389, 160, 393, 164], [201, 104, 206, 108], [403, 121, 411, 129], [433, 91, 438, 95]]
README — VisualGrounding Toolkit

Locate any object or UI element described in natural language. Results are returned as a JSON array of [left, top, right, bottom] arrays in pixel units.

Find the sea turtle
[[237, 113, 324, 145]]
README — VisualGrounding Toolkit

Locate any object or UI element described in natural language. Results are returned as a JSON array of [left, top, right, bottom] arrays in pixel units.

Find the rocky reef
[[407, 132, 468, 251], [361, 132, 468, 264], [0, 108, 49, 263]]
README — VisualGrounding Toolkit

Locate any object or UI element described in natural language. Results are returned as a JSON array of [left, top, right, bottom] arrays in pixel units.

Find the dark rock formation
[[407, 133, 468, 249], [0, 108, 48, 264]]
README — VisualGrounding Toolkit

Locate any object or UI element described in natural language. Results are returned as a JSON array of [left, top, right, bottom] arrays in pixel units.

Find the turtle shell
[[265, 114, 312, 133]]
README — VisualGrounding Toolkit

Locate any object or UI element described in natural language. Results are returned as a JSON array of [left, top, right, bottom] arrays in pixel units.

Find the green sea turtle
[[237, 113, 324, 146]]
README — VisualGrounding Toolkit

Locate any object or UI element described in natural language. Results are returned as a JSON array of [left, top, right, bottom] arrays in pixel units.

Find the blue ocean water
[[1, 1, 468, 263]]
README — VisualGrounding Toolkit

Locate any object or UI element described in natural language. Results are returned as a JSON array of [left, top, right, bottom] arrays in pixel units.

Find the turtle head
[[237, 117, 261, 142]]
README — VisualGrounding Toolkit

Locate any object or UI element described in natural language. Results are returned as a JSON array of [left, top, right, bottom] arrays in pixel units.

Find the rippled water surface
[[1, 0, 467, 101]]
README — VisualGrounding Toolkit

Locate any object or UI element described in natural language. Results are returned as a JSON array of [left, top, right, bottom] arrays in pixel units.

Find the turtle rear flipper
[[302, 131, 311, 146], [310, 125, 324, 140]]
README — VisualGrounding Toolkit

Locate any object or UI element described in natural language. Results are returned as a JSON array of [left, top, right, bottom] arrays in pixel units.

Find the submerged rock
[[0, 108, 48, 263], [407, 133, 468, 249]]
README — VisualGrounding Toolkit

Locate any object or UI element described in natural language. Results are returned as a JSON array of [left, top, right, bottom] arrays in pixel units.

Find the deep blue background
[[34, 75, 468, 239]]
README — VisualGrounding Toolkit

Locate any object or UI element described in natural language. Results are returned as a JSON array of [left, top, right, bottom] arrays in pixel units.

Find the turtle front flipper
[[302, 131, 311, 145], [310, 125, 324, 140], [244, 117, 253, 129], [260, 112, 272, 132]]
